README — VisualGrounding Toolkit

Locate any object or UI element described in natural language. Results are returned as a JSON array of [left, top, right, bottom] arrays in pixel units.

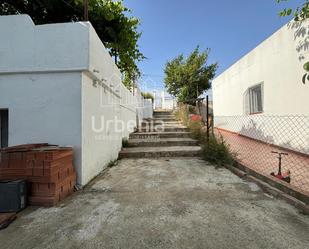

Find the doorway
[[0, 109, 8, 148]]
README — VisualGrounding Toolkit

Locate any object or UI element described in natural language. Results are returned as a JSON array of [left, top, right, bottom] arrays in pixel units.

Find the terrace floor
[[0, 158, 308, 249]]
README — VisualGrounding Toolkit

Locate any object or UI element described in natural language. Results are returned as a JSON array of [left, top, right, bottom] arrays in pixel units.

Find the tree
[[277, 0, 309, 21], [277, 0, 309, 84], [141, 92, 154, 102], [164, 46, 217, 104], [0, 0, 144, 87]]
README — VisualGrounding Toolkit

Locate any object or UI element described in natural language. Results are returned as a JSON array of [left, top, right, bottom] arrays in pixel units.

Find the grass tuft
[[201, 134, 235, 166], [122, 138, 129, 148]]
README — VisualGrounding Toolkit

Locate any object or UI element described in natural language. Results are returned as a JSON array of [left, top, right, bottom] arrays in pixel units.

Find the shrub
[[141, 92, 154, 102], [122, 138, 129, 148], [176, 105, 234, 167], [188, 120, 203, 140], [188, 105, 197, 114], [175, 105, 190, 126], [201, 134, 235, 166]]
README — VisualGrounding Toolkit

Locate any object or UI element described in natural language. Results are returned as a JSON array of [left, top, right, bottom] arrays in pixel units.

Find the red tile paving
[[216, 129, 309, 196]]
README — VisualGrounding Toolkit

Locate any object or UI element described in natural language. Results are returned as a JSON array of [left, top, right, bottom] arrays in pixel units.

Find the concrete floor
[[0, 158, 308, 249]]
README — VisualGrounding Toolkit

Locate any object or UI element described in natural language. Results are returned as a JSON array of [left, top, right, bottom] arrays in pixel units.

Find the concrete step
[[127, 138, 199, 147], [130, 131, 191, 139], [152, 118, 177, 122], [153, 115, 175, 119], [138, 127, 189, 132], [119, 146, 201, 158], [153, 111, 173, 115], [141, 121, 181, 126]]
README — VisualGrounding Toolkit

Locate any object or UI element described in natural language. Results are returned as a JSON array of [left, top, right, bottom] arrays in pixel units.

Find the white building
[[0, 15, 152, 186], [212, 20, 309, 154], [153, 91, 177, 110]]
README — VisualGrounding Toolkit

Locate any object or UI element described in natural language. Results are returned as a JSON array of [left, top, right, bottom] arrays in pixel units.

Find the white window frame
[[248, 83, 263, 114]]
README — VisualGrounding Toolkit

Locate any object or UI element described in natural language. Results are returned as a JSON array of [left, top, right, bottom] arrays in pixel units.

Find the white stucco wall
[[154, 91, 176, 110], [213, 20, 309, 116], [162, 99, 177, 110], [0, 15, 153, 185], [212, 20, 309, 154], [79, 26, 154, 185], [0, 73, 82, 176], [0, 15, 89, 73], [0, 14, 88, 184], [143, 99, 153, 119]]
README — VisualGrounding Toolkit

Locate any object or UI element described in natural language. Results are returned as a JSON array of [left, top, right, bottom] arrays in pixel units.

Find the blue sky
[[124, 0, 303, 93]]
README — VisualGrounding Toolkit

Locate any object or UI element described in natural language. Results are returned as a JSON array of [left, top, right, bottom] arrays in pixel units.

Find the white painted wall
[[80, 26, 147, 184], [163, 99, 177, 110], [143, 99, 153, 119], [0, 15, 89, 73], [213, 20, 309, 116], [212, 20, 309, 154], [81, 73, 135, 185], [0, 73, 82, 177], [154, 91, 176, 110], [0, 15, 152, 185]]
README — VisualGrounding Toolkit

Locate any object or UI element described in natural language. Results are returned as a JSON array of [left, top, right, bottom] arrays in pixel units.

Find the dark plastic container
[[0, 180, 27, 212]]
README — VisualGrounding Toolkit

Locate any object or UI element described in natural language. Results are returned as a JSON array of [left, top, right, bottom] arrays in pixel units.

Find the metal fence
[[214, 115, 309, 195]]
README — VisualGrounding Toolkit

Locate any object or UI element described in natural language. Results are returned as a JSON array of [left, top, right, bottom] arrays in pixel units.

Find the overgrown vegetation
[[188, 120, 203, 140], [175, 105, 190, 126], [201, 134, 235, 166], [175, 105, 235, 166]]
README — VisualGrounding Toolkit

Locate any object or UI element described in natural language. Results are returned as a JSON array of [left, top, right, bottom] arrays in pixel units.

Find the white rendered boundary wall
[[212, 20, 309, 154], [0, 15, 152, 185]]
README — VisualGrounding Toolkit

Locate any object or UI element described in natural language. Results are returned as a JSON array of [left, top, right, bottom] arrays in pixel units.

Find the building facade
[[0, 15, 152, 185], [212, 20, 309, 154]]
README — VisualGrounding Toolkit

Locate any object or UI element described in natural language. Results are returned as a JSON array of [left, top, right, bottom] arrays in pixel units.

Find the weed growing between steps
[[200, 134, 235, 166], [175, 105, 235, 167], [175, 105, 190, 126], [188, 120, 203, 140], [107, 160, 118, 168], [122, 138, 129, 148]]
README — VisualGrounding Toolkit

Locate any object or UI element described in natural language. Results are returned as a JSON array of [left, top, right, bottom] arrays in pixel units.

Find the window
[[0, 109, 8, 148], [248, 84, 263, 114]]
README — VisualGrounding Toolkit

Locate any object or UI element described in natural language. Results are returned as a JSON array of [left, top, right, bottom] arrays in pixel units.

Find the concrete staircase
[[119, 111, 201, 158]]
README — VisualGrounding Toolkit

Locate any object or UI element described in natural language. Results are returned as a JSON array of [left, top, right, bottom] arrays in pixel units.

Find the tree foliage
[[277, 0, 309, 21], [141, 92, 154, 102], [0, 0, 144, 87], [164, 46, 217, 104], [277, 0, 309, 83]]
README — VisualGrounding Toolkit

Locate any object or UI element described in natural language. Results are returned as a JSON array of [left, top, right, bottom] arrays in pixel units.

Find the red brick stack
[[0, 144, 47, 180], [0, 144, 76, 207]]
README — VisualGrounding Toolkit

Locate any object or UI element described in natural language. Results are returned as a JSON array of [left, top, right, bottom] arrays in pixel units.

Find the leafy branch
[[277, 0, 309, 84]]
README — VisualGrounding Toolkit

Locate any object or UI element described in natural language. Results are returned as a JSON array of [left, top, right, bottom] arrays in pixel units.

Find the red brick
[[29, 172, 76, 207], [28, 196, 59, 207], [27, 164, 75, 183], [30, 172, 76, 197], [1, 143, 49, 153], [26, 156, 72, 169], [27, 149, 73, 161], [0, 153, 9, 168]]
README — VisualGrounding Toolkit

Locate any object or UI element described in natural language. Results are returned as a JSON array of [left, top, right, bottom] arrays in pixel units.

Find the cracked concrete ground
[[0, 158, 308, 249]]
